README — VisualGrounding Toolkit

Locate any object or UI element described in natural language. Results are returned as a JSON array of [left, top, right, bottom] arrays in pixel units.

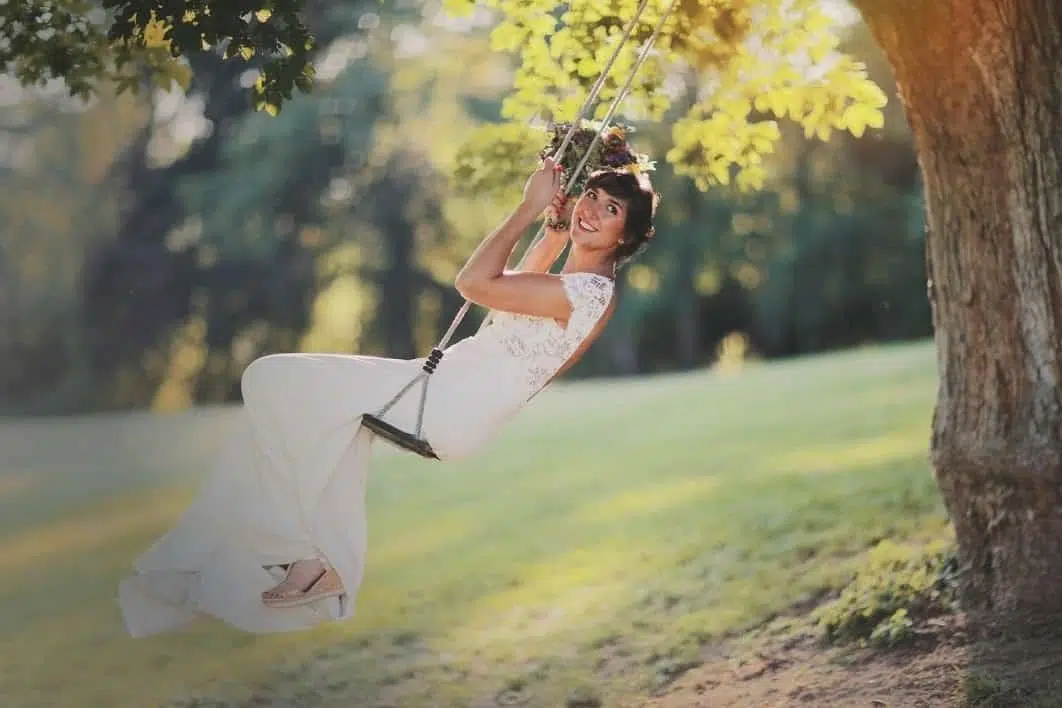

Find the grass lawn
[[0, 340, 948, 707]]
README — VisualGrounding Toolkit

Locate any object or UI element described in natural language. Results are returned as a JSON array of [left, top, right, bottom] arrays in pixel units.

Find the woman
[[118, 158, 658, 637]]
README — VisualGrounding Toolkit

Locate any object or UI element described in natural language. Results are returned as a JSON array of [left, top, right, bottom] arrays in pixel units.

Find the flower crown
[[538, 119, 656, 229]]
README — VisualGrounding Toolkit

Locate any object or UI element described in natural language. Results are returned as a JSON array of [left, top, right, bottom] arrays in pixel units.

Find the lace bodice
[[483, 272, 615, 397]]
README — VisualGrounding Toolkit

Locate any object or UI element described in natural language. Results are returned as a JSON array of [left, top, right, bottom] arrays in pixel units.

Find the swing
[[362, 0, 678, 459]]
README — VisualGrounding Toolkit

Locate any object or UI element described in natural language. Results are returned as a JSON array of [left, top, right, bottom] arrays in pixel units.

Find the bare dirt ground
[[642, 614, 1062, 708]]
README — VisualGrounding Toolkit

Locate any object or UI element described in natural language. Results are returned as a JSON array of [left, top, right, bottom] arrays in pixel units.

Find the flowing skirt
[[118, 342, 527, 638]]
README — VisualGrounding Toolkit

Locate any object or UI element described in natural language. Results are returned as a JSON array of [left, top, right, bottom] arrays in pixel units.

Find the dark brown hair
[[584, 169, 659, 267]]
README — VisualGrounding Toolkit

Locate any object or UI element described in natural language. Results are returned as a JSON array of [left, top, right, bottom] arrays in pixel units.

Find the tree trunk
[[602, 278, 640, 375], [675, 179, 702, 369], [859, 0, 1062, 635], [370, 159, 419, 360]]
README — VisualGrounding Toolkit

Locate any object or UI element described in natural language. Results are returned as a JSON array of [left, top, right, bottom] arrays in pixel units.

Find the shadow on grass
[[0, 447, 945, 708], [153, 447, 946, 708]]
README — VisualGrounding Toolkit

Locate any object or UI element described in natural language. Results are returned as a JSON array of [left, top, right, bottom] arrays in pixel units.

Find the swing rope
[[362, 0, 678, 458], [448, 0, 660, 338]]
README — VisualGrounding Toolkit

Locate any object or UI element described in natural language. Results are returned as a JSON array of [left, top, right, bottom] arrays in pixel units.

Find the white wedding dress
[[118, 272, 614, 638]]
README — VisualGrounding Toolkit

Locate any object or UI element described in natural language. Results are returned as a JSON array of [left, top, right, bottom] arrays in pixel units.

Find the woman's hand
[[522, 157, 565, 214], [545, 191, 573, 235]]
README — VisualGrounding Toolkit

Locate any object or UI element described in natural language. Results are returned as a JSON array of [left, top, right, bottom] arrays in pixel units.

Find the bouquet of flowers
[[539, 119, 656, 230]]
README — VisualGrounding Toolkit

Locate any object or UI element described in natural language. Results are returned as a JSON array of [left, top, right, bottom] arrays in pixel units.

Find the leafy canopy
[[3, 0, 886, 186], [1, 0, 313, 112], [445, 0, 888, 193]]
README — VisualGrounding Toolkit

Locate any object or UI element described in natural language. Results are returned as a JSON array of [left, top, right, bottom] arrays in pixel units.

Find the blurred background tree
[[0, 0, 926, 416]]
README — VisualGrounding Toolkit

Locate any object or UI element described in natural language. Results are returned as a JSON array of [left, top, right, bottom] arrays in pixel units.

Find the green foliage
[[451, 121, 544, 200], [106, 0, 316, 113], [814, 538, 959, 648], [4, 0, 888, 135], [444, 0, 888, 193], [179, 61, 389, 258], [0, 0, 128, 97], [2, 0, 312, 112], [960, 672, 1062, 708], [753, 183, 930, 355]]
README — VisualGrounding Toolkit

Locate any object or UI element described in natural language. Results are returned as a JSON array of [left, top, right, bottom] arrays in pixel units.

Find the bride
[[118, 157, 658, 637]]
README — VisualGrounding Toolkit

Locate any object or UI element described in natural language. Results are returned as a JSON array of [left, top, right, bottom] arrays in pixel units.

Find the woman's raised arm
[[454, 160, 573, 322]]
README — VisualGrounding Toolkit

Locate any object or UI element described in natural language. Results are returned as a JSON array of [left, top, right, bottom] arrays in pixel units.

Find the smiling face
[[569, 185, 628, 255]]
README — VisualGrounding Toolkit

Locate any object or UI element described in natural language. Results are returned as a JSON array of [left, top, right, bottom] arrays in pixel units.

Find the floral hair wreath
[[539, 119, 656, 230]]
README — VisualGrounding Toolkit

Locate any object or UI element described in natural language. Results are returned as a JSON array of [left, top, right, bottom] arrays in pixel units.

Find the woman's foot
[[261, 558, 344, 608]]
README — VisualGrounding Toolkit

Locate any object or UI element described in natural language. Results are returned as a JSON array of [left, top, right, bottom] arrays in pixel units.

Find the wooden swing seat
[[361, 413, 439, 460]]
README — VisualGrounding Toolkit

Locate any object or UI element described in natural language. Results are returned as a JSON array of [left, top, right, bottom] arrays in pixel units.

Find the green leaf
[[446, 0, 890, 193]]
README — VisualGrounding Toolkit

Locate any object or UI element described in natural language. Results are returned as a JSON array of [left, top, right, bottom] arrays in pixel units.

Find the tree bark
[[858, 0, 1062, 634]]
